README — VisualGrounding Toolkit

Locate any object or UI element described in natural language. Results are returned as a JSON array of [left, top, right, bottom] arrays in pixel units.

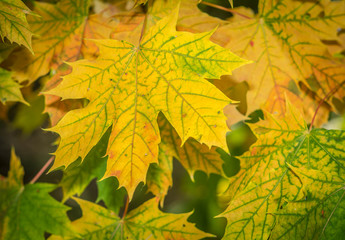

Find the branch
[[309, 80, 345, 131], [30, 156, 54, 184], [199, 1, 252, 19]]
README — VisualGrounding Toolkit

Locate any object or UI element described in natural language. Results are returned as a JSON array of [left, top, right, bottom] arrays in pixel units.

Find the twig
[[309, 80, 345, 131], [30, 156, 54, 184], [199, 1, 252, 19], [122, 196, 130, 219]]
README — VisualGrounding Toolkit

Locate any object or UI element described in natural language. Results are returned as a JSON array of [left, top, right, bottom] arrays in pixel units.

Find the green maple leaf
[[0, 149, 76, 240], [0, 68, 27, 105], [96, 177, 127, 214], [50, 197, 211, 240], [59, 128, 110, 201], [220, 102, 345, 239], [47, 7, 249, 198], [0, 0, 34, 52]]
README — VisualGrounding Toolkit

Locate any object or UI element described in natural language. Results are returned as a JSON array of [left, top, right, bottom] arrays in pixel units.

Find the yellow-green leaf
[[0, 68, 27, 105], [220, 102, 345, 239], [48, 8, 249, 198], [0, 0, 34, 52], [50, 197, 211, 240], [270, 166, 345, 239]]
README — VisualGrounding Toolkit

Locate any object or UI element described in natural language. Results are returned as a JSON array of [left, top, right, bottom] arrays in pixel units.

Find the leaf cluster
[[1, 0, 345, 239]]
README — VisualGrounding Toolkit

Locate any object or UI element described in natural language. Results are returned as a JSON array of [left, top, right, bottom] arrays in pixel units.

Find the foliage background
[[1, 0, 345, 239]]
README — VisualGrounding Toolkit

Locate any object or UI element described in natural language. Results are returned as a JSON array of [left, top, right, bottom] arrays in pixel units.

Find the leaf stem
[[30, 156, 54, 184], [199, 1, 252, 19], [309, 80, 345, 131], [122, 196, 129, 219]]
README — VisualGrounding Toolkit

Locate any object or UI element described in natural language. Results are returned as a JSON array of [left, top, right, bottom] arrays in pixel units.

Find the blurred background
[[1, 0, 344, 239]]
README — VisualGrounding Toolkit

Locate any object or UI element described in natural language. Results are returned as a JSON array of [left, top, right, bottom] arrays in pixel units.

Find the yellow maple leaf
[[9, 0, 91, 84], [47, 8, 249, 198], [0, 0, 34, 53], [8, 0, 117, 86], [215, 0, 345, 123]]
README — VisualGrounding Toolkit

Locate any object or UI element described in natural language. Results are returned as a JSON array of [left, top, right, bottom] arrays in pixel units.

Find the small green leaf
[[0, 68, 27, 105], [96, 177, 126, 214], [60, 128, 111, 201], [0, 150, 76, 240]]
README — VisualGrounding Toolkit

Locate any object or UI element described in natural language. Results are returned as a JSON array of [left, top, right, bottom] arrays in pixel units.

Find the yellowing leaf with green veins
[[0, 68, 27, 105], [270, 166, 345, 240], [220, 102, 345, 240], [9, 0, 91, 84], [50, 197, 211, 240], [216, 0, 345, 122], [0, 149, 76, 240], [0, 0, 34, 52], [47, 8, 249, 198]]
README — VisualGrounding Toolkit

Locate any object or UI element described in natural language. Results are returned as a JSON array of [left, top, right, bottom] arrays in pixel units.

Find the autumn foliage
[[1, 0, 345, 239]]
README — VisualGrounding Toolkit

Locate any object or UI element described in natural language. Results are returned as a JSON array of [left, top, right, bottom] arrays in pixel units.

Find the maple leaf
[[59, 128, 110, 201], [96, 177, 127, 213], [220, 102, 345, 239], [0, 149, 76, 240], [0, 68, 27, 105], [9, 0, 91, 84], [270, 165, 345, 239], [0, 0, 34, 52], [50, 197, 211, 240], [215, 0, 345, 122], [47, 8, 249, 198]]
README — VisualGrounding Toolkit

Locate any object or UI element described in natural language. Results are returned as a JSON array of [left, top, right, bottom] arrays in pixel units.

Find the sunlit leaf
[[47, 8, 249, 198], [216, 0, 345, 124], [220, 102, 345, 239], [9, 0, 91, 84], [0, 0, 34, 52]]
